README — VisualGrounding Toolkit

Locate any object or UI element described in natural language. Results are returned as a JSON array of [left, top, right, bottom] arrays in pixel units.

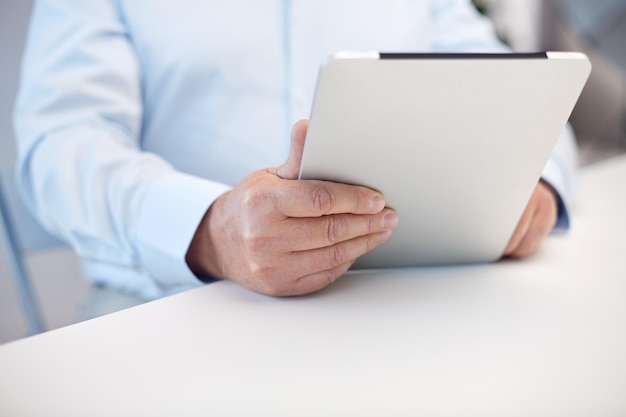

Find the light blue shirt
[[14, 0, 579, 299]]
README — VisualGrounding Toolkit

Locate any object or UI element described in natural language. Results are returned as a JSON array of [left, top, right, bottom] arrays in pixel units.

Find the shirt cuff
[[134, 172, 231, 289]]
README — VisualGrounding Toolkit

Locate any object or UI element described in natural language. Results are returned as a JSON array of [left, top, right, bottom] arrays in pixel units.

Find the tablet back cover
[[299, 52, 591, 268]]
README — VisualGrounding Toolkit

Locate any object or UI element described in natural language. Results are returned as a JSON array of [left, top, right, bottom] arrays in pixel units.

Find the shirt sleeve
[[538, 124, 580, 231], [14, 0, 229, 297], [429, 0, 580, 230]]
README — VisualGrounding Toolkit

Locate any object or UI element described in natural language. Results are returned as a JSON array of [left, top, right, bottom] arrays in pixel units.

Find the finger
[[287, 230, 392, 278], [503, 201, 535, 257], [272, 119, 308, 180], [271, 179, 386, 217], [289, 261, 355, 296], [275, 209, 398, 251], [509, 190, 557, 258], [509, 214, 553, 258]]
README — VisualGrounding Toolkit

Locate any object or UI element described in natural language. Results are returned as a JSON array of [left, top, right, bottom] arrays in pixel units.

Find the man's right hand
[[186, 120, 398, 296]]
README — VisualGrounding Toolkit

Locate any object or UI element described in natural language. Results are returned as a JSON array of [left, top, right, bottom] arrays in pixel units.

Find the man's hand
[[186, 120, 398, 296], [503, 180, 558, 258]]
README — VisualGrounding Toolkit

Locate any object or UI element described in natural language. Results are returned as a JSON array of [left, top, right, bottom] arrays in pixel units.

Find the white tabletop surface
[[1, 155, 625, 416]]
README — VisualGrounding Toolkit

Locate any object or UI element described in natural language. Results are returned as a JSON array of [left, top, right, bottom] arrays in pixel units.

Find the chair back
[[0, 167, 67, 335]]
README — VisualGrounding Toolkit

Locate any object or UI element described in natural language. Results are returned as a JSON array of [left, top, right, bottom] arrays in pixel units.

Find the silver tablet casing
[[299, 52, 591, 269]]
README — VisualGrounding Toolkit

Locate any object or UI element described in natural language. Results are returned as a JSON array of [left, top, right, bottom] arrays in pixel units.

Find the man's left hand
[[503, 181, 558, 258]]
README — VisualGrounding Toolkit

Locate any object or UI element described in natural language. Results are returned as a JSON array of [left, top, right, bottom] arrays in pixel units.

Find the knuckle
[[242, 186, 275, 210], [242, 238, 276, 276], [328, 244, 347, 267], [249, 262, 276, 287], [242, 231, 269, 255], [312, 185, 334, 215], [248, 260, 265, 277], [325, 215, 347, 243], [249, 261, 271, 282]]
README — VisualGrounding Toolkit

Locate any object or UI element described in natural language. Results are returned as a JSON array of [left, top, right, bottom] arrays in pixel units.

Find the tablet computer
[[298, 52, 591, 269]]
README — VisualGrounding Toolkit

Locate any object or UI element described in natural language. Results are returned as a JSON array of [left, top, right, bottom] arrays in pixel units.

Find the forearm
[[17, 121, 229, 290]]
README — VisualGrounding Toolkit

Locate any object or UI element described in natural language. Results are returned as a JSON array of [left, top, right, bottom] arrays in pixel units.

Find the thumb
[[272, 119, 308, 180]]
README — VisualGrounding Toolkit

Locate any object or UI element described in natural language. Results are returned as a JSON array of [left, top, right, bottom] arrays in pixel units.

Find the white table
[[1, 156, 625, 416]]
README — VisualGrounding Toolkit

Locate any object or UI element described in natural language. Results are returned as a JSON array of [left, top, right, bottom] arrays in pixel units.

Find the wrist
[[185, 192, 229, 281]]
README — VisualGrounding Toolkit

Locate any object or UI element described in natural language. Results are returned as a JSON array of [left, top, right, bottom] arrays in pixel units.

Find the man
[[14, 0, 578, 303]]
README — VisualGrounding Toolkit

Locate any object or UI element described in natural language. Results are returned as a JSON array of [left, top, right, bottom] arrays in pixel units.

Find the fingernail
[[369, 196, 385, 213], [382, 213, 398, 230]]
